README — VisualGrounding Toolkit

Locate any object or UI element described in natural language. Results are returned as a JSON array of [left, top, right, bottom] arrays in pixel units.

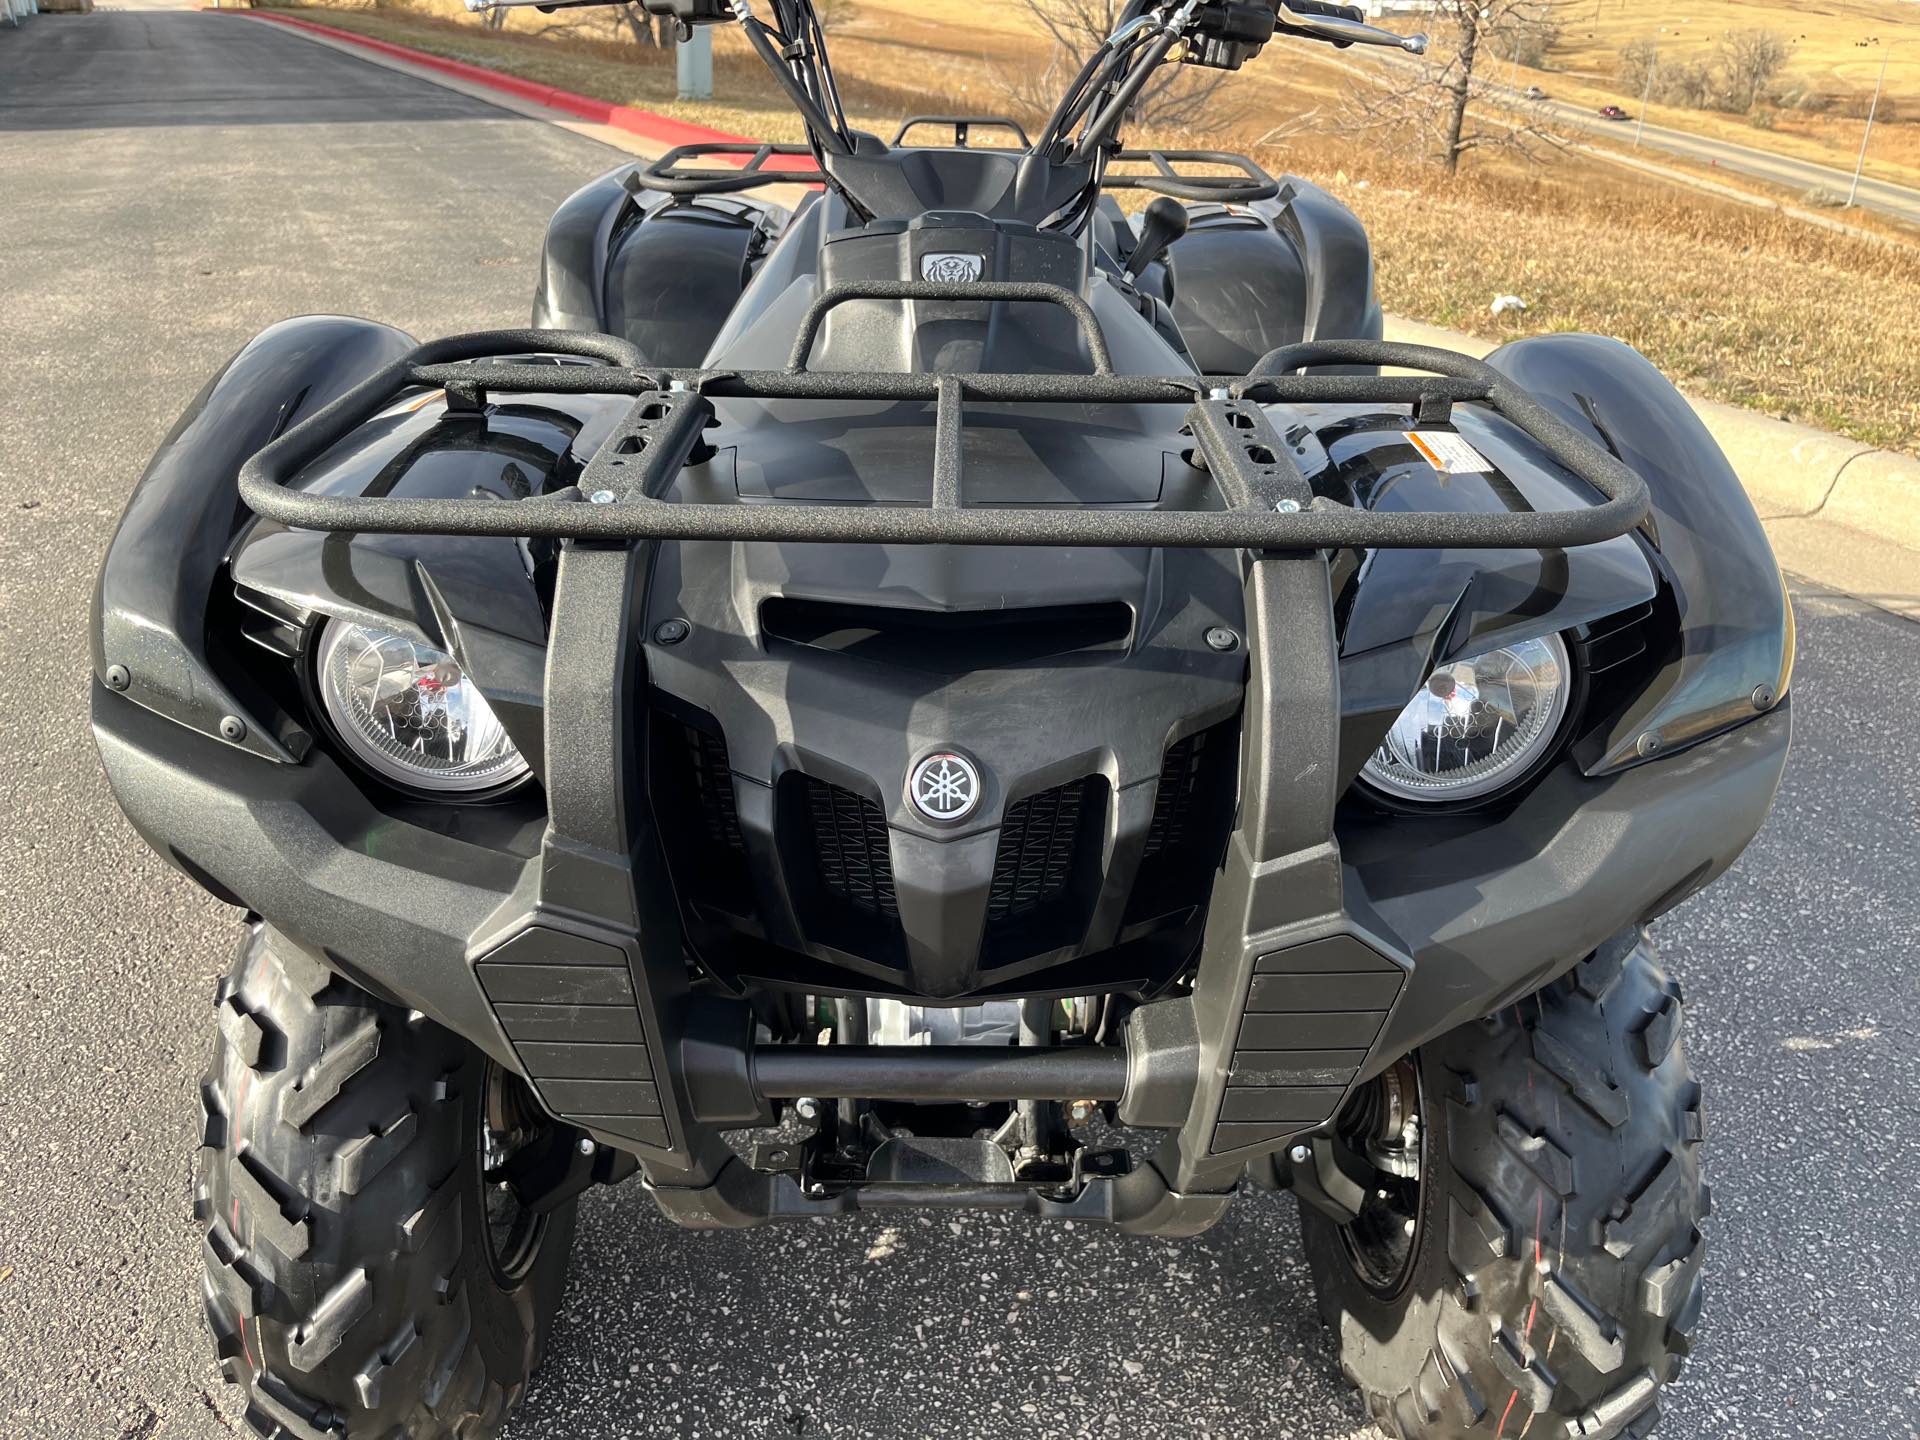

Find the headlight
[[316, 621, 529, 795], [1361, 633, 1572, 804]]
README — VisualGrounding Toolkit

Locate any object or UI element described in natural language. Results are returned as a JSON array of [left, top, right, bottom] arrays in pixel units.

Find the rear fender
[[533, 164, 789, 365], [1163, 179, 1382, 375]]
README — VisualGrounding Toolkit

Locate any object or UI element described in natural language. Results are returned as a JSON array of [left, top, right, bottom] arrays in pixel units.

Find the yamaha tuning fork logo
[[907, 751, 982, 822], [920, 252, 985, 283]]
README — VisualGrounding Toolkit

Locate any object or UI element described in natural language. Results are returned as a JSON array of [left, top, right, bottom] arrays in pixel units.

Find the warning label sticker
[[1405, 431, 1493, 474]]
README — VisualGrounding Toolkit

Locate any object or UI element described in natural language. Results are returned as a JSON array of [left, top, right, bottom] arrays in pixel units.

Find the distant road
[[1533, 94, 1920, 226], [1336, 38, 1920, 228]]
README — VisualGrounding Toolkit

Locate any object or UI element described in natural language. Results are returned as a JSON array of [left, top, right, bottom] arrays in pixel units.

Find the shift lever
[[1125, 196, 1190, 282]]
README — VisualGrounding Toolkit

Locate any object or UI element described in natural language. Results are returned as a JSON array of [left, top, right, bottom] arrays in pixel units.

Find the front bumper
[[95, 654, 1788, 1230]]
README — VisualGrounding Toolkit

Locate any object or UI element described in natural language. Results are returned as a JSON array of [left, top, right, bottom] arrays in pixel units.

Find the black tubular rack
[[626, 140, 1278, 202], [238, 282, 1649, 549]]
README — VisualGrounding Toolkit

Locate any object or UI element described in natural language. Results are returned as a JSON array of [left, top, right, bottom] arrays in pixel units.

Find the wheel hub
[[1333, 1058, 1427, 1299], [478, 1062, 552, 1283]]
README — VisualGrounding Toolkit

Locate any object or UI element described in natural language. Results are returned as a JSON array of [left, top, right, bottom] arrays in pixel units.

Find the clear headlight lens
[[1362, 633, 1572, 804], [317, 621, 528, 794]]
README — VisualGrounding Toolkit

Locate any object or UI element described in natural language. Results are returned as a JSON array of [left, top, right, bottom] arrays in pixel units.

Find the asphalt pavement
[[2, 12, 1918, 1440]]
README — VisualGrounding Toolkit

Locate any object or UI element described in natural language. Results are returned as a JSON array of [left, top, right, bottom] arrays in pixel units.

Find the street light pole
[[1846, 41, 1892, 208], [677, 23, 714, 102], [1634, 43, 1654, 147]]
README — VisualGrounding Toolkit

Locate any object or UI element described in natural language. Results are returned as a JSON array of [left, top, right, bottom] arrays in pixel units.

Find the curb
[[226, 9, 1920, 559], [223, 8, 809, 165], [1383, 318, 1920, 554]]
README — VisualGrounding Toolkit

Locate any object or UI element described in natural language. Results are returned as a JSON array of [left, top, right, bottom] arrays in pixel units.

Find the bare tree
[[1002, 0, 1230, 130], [1617, 27, 1790, 116], [1346, 0, 1567, 174], [1486, 9, 1560, 67], [1713, 28, 1790, 113]]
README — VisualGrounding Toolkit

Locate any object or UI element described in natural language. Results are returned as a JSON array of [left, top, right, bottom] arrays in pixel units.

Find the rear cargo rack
[[238, 286, 1649, 550], [627, 141, 828, 197], [1100, 149, 1281, 203]]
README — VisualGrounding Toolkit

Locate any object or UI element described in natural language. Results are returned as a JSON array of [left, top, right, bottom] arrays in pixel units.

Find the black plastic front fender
[[1484, 333, 1795, 773], [91, 315, 417, 761]]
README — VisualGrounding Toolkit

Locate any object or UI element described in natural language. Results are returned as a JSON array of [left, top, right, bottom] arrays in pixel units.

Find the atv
[[91, 1, 1792, 1436]]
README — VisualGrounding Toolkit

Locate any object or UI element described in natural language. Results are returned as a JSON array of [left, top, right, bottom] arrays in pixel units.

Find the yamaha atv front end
[[90, 1, 1792, 1436]]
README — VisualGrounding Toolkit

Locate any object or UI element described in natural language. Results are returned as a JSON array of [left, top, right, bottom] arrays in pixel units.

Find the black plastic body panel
[[532, 166, 788, 365], [1483, 334, 1795, 773], [91, 315, 417, 761], [1161, 181, 1383, 375]]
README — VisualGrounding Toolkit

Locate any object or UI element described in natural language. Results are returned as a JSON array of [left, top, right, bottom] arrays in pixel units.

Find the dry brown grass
[[1534, 0, 1920, 188], [271, 1, 1918, 452], [1301, 155, 1920, 448]]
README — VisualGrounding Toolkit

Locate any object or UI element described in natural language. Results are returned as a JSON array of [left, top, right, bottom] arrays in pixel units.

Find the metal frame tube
[[751, 1045, 1127, 1103]]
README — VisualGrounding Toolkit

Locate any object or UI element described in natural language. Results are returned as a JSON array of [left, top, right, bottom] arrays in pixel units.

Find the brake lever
[[1274, 1, 1427, 53]]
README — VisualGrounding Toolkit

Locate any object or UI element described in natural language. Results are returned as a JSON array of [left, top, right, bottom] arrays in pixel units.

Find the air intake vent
[[983, 777, 1107, 963], [1142, 732, 1204, 860], [774, 773, 910, 968], [649, 713, 751, 918], [989, 780, 1092, 922], [685, 723, 746, 854], [1126, 721, 1238, 925], [761, 598, 1132, 675], [805, 778, 900, 919], [1577, 601, 1658, 678]]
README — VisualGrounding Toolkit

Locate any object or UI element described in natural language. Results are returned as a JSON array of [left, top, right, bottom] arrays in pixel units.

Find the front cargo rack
[[238, 282, 1649, 550]]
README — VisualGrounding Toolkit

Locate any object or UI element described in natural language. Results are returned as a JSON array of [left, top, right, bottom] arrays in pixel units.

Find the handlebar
[[1276, 0, 1427, 53], [460, 0, 1426, 222]]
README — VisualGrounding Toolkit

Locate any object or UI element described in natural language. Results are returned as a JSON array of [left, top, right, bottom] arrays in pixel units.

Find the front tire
[[1302, 933, 1708, 1440], [197, 925, 576, 1439]]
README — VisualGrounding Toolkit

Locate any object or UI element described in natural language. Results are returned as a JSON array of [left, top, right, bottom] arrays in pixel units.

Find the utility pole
[[677, 24, 713, 101], [1633, 43, 1654, 147], [1847, 40, 1893, 208]]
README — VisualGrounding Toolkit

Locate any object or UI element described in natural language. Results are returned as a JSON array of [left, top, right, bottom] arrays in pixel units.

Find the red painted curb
[[223, 7, 815, 171]]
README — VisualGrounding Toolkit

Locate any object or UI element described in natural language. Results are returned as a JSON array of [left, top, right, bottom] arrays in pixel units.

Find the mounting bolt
[[1289, 1144, 1311, 1165], [1274, 498, 1302, 514], [588, 489, 617, 505], [1204, 626, 1239, 653], [218, 715, 247, 743], [1751, 684, 1775, 711], [1066, 1099, 1098, 1127], [794, 1097, 822, 1124], [577, 1137, 596, 1157], [104, 665, 130, 691], [1635, 730, 1663, 758], [654, 618, 691, 646]]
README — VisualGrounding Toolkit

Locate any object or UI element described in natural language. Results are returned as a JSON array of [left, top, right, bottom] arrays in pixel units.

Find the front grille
[[982, 777, 1107, 962], [1141, 731, 1205, 860], [649, 712, 752, 917], [685, 723, 746, 854], [988, 780, 1092, 922], [1126, 721, 1237, 925], [805, 778, 899, 918]]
